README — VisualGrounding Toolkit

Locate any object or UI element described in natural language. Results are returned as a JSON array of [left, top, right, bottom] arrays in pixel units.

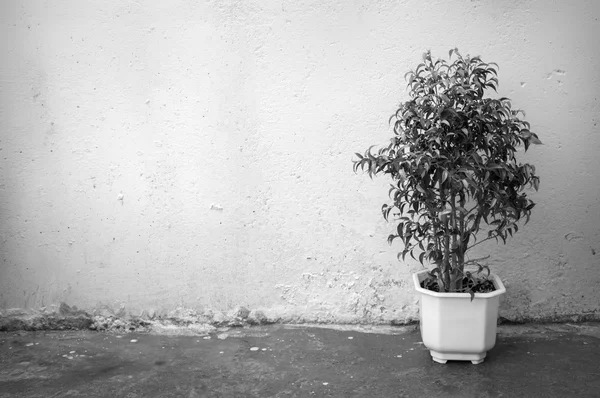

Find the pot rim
[[413, 269, 506, 299]]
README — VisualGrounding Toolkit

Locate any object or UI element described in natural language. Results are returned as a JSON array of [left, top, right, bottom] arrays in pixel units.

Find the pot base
[[430, 350, 486, 365]]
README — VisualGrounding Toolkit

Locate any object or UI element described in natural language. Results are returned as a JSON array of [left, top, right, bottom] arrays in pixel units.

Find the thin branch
[[465, 235, 496, 251], [463, 255, 491, 265], [464, 205, 478, 216]]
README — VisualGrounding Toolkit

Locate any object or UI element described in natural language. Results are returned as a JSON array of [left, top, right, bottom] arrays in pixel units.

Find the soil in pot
[[420, 275, 495, 293]]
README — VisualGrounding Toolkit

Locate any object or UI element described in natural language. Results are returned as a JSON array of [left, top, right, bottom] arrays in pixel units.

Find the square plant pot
[[413, 269, 506, 364]]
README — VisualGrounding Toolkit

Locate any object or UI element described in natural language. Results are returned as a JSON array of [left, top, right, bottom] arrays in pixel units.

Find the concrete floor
[[1, 323, 599, 397]]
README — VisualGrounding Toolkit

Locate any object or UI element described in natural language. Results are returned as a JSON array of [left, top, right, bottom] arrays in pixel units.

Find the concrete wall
[[1, 0, 599, 324]]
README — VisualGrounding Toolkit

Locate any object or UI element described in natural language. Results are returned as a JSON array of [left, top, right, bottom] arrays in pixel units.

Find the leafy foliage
[[353, 49, 542, 294]]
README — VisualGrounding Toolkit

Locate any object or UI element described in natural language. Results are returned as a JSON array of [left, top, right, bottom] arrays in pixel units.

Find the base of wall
[[0, 303, 269, 333], [0, 301, 421, 333], [1, 302, 599, 333]]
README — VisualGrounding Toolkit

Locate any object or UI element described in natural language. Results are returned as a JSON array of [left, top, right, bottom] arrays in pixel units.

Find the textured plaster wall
[[1, 0, 599, 324]]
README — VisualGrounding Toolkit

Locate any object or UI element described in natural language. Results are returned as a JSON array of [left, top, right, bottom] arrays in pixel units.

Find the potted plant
[[353, 49, 542, 364]]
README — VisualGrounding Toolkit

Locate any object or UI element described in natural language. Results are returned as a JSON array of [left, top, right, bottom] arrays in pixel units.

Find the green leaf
[[397, 222, 405, 237], [441, 169, 449, 183], [529, 135, 543, 145]]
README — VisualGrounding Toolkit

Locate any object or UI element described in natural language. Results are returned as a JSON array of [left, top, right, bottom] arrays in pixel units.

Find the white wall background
[[1, 0, 599, 323]]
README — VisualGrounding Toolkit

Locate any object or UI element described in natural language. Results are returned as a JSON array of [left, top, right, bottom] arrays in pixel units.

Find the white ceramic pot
[[413, 269, 506, 364]]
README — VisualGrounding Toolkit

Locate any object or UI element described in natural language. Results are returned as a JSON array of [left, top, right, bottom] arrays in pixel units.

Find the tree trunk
[[450, 194, 458, 291], [443, 216, 451, 292], [456, 196, 466, 291]]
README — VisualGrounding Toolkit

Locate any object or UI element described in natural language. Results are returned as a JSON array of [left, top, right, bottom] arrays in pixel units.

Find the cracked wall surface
[[1, 0, 599, 325]]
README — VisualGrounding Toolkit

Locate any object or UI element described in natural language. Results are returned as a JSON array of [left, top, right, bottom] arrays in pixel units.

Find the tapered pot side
[[413, 270, 506, 364]]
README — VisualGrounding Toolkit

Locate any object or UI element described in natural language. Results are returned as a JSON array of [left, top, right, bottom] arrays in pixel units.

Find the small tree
[[353, 49, 542, 294]]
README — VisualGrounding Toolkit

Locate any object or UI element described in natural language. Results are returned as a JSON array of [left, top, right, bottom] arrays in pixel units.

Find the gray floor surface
[[1, 323, 599, 397]]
